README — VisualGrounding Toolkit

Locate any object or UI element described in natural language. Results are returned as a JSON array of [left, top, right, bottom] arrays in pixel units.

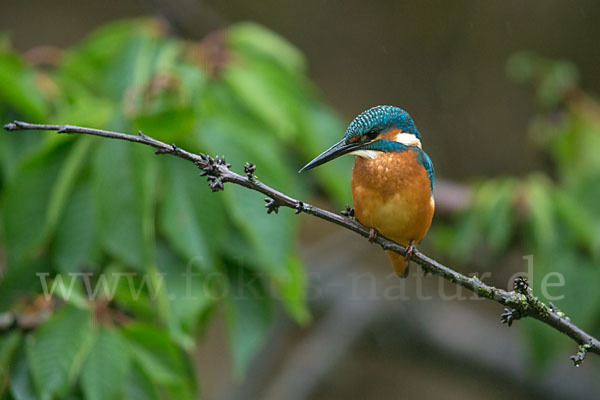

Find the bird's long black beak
[[299, 138, 360, 173]]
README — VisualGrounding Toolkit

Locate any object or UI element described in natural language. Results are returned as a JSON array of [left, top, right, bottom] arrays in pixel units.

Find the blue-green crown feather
[[345, 105, 421, 139]]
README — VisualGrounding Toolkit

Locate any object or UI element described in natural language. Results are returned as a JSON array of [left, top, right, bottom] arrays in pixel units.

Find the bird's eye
[[364, 130, 378, 141]]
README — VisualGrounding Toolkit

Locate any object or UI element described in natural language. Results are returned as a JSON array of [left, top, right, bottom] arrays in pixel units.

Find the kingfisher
[[300, 105, 434, 277]]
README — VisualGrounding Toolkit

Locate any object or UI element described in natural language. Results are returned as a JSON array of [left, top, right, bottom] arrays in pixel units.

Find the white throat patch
[[349, 149, 379, 159], [395, 133, 421, 148]]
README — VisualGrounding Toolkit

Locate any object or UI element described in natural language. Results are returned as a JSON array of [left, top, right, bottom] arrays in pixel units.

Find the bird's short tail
[[386, 251, 410, 278]]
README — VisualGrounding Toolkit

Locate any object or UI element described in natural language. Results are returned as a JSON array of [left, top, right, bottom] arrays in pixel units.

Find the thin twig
[[4, 120, 600, 364]]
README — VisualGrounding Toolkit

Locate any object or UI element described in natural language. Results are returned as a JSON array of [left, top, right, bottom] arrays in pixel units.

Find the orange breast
[[351, 150, 434, 247]]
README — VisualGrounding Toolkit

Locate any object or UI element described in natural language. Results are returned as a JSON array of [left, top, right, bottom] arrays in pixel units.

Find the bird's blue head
[[344, 105, 420, 141], [299, 105, 423, 172]]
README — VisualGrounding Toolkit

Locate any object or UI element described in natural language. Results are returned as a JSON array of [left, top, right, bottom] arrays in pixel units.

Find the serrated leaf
[[26, 306, 93, 400], [81, 328, 130, 400]]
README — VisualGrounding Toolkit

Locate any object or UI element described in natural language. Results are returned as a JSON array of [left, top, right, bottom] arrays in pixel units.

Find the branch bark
[[4, 120, 599, 365]]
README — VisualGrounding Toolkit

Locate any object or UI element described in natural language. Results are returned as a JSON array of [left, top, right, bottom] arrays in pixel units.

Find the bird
[[299, 105, 434, 277]]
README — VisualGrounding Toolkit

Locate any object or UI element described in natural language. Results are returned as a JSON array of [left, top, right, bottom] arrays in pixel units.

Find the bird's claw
[[368, 228, 378, 243], [404, 240, 415, 262]]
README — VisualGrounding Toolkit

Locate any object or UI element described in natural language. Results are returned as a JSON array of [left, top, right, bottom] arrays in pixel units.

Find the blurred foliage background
[[1, 1, 600, 400], [435, 52, 600, 368], [0, 19, 354, 399]]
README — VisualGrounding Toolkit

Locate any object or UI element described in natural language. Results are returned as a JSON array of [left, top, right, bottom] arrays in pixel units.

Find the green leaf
[[297, 106, 353, 205], [130, 62, 202, 142], [484, 179, 515, 252], [2, 143, 68, 264], [134, 107, 195, 142], [46, 137, 93, 234], [52, 182, 98, 273], [124, 363, 159, 400], [228, 22, 305, 73], [81, 328, 130, 400], [227, 186, 296, 279], [198, 118, 298, 279], [549, 115, 600, 180], [274, 255, 310, 324], [53, 91, 115, 128], [446, 211, 482, 261], [121, 323, 190, 386], [60, 19, 166, 101], [536, 254, 600, 329], [225, 266, 273, 377], [0, 258, 50, 312], [156, 242, 215, 350], [506, 51, 537, 83], [26, 306, 94, 400], [523, 175, 557, 252], [0, 50, 47, 120], [0, 330, 21, 377], [103, 263, 157, 319], [92, 140, 157, 269], [222, 63, 298, 140], [9, 353, 37, 400], [522, 317, 569, 368], [524, 250, 600, 367], [159, 156, 225, 269], [553, 189, 600, 257], [506, 52, 578, 108]]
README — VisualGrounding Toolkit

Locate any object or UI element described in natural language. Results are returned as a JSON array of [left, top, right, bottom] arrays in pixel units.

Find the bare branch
[[4, 120, 600, 364]]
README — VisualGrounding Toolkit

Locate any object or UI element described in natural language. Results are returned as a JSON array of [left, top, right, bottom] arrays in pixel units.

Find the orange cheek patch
[[380, 127, 403, 141]]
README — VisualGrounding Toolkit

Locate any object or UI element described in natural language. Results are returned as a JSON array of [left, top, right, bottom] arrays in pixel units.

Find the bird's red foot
[[368, 227, 378, 243], [404, 240, 415, 262]]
